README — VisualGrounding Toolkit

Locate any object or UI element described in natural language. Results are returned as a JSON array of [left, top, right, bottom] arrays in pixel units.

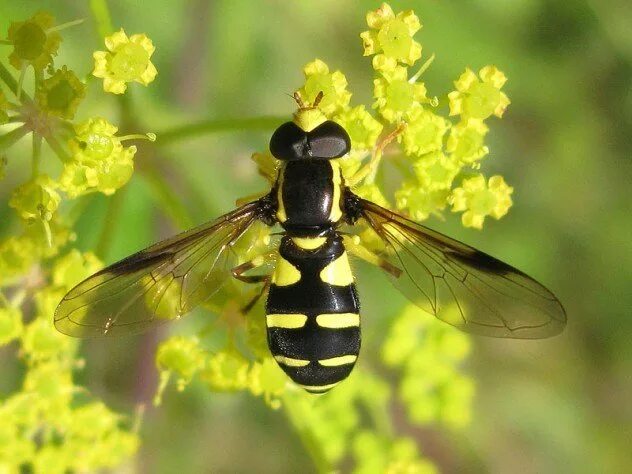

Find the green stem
[[95, 185, 127, 260], [32, 133, 42, 178], [16, 65, 26, 102], [0, 62, 31, 101], [47, 18, 85, 33], [156, 115, 286, 145], [45, 135, 72, 163], [0, 125, 29, 150], [89, 0, 114, 38]]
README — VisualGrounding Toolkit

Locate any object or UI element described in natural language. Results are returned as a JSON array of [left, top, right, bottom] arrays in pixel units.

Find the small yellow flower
[[373, 66, 431, 123], [360, 3, 422, 71], [36, 66, 86, 119], [59, 163, 99, 198], [446, 119, 489, 165], [93, 29, 157, 94], [6, 11, 61, 71], [395, 182, 448, 222], [448, 66, 510, 120], [297, 59, 351, 116], [450, 174, 513, 229], [65, 117, 138, 196], [334, 105, 383, 150], [9, 175, 61, 221], [401, 108, 450, 157], [413, 151, 461, 191]]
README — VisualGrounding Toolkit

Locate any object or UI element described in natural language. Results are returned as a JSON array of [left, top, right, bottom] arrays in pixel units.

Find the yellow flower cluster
[[280, 3, 512, 229], [0, 13, 159, 473]]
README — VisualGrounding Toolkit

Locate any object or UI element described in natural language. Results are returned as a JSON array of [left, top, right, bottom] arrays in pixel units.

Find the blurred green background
[[1, 0, 631, 472]]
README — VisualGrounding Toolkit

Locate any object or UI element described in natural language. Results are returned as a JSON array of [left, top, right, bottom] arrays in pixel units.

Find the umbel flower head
[[93, 29, 157, 94], [450, 174, 513, 229], [449, 66, 510, 120], [5, 11, 61, 71], [36, 66, 86, 119], [360, 2, 422, 71]]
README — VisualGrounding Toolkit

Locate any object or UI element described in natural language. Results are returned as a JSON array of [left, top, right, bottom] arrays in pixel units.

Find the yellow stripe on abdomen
[[271, 255, 301, 286], [318, 355, 357, 366], [319, 252, 354, 286], [266, 313, 307, 329], [274, 355, 310, 367], [316, 312, 360, 328]]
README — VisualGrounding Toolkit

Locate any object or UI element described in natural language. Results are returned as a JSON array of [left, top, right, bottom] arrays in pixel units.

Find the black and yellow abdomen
[[265, 234, 360, 393]]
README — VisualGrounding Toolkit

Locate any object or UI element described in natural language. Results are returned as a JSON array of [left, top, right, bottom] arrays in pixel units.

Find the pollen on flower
[[450, 174, 513, 229], [6, 12, 62, 71], [92, 29, 157, 94], [360, 3, 422, 71], [36, 66, 86, 119], [297, 59, 351, 116], [446, 119, 489, 165], [373, 66, 430, 123], [448, 66, 510, 120], [401, 108, 450, 156]]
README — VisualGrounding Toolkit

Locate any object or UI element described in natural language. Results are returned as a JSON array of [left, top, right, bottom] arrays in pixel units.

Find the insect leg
[[342, 234, 402, 278], [231, 256, 271, 314], [231, 256, 268, 284], [347, 123, 406, 187]]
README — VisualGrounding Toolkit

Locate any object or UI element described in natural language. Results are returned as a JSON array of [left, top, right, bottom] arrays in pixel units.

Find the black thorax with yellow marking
[[265, 108, 358, 393]]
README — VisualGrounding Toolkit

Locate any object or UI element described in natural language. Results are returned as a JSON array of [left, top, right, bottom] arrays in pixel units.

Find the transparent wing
[[357, 197, 566, 338], [55, 201, 264, 338]]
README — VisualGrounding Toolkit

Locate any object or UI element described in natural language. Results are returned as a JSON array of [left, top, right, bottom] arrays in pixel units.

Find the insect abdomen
[[265, 234, 360, 393]]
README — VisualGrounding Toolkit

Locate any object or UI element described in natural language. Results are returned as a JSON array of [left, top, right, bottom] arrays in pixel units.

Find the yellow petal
[[399, 10, 422, 35], [105, 28, 129, 52], [103, 77, 127, 94], [367, 3, 395, 29], [454, 68, 478, 92], [479, 65, 507, 88], [92, 51, 109, 78], [360, 30, 379, 55], [494, 92, 511, 118], [304, 58, 329, 76], [138, 61, 157, 85], [130, 34, 156, 56]]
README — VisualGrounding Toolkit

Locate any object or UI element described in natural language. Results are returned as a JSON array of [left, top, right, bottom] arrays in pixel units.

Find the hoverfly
[[55, 93, 566, 394]]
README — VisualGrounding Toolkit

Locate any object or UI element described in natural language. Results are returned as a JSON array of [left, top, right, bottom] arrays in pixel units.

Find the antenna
[[312, 91, 324, 107], [293, 91, 307, 109]]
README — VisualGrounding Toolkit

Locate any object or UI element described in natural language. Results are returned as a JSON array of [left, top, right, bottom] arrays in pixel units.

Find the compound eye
[[308, 121, 351, 159], [269, 122, 308, 161]]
